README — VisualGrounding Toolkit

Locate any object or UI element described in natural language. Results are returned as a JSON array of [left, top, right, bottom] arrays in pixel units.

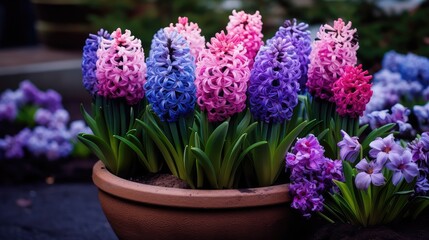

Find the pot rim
[[93, 161, 290, 209]]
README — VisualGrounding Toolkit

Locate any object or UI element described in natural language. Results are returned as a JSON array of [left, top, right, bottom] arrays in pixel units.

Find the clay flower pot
[[92, 161, 303, 240]]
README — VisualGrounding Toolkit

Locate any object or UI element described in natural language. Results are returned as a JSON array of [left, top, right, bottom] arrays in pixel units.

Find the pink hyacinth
[[307, 18, 358, 101], [196, 31, 250, 122], [96, 28, 146, 105], [166, 17, 205, 62], [332, 65, 373, 118], [226, 10, 263, 68]]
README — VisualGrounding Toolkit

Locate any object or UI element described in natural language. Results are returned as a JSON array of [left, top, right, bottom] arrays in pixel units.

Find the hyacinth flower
[[286, 134, 343, 218], [332, 65, 373, 119], [196, 31, 250, 122], [319, 132, 429, 227], [409, 133, 429, 197], [191, 31, 265, 188], [273, 18, 311, 92], [247, 36, 314, 186], [166, 17, 205, 62], [306, 18, 358, 102], [226, 10, 263, 68], [82, 29, 111, 95], [78, 28, 150, 177], [0, 80, 63, 127], [132, 28, 197, 182]]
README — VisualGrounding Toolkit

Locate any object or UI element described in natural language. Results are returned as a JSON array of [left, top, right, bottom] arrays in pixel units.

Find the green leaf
[[191, 147, 218, 188], [137, 119, 179, 176], [206, 121, 229, 173], [273, 120, 311, 171], [77, 133, 116, 173]]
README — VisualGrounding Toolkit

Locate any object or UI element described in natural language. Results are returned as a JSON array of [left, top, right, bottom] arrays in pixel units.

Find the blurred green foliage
[[85, 0, 428, 71]]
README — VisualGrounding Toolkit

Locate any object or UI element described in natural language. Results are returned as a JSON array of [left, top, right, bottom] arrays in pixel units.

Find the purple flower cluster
[[273, 19, 311, 91], [0, 81, 92, 161], [0, 80, 62, 122], [144, 29, 196, 122], [248, 36, 301, 123], [413, 102, 429, 132], [361, 103, 415, 138], [354, 134, 418, 190], [286, 134, 343, 218], [382, 50, 429, 85], [364, 69, 423, 114], [408, 133, 429, 195]]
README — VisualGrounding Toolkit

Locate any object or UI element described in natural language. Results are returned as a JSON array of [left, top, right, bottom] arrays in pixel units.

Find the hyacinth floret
[[196, 31, 250, 122], [96, 28, 146, 105], [145, 28, 196, 122], [273, 19, 311, 91], [166, 17, 205, 62], [307, 18, 359, 101], [82, 29, 111, 95], [248, 37, 301, 123], [332, 65, 373, 118], [226, 10, 263, 68]]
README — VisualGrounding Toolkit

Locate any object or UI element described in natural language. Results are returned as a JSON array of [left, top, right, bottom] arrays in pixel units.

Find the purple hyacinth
[[289, 180, 324, 219], [386, 150, 419, 186], [286, 134, 343, 217], [415, 174, 429, 195], [82, 29, 111, 95], [273, 19, 311, 91], [144, 29, 196, 122], [369, 134, 404, 165], [0, 101, 17, 121], [26, 126, 73, 161], [248, 36, 301, 123], [355, 159, 385, 190], [337, 130, 361, 163], [19, 80, 62, 111], [0, 128, 31, 159]]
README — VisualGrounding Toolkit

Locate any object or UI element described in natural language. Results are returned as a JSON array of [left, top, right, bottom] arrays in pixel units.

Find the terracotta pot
[[92, 161, 304, 240]]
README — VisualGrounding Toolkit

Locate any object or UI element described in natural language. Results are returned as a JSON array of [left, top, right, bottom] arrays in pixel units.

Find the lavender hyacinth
[[248, 36, 301, 123], [144, 29, 196, 122], [82, 29, 111, 95], [273, 19, 311, 91]]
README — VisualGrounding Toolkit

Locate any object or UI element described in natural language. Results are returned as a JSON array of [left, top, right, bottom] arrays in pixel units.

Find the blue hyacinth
[[273, 19, 311, 91], [248, 36, 301, 123], [82, 29, 111, 95], [144, 29, 196, 122]]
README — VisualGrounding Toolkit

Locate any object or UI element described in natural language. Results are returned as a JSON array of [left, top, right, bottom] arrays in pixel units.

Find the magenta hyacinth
[[96, 28, 146, 105], [306, 18, 359, 101], [332, 65, 373, 118], [226, 10, 263, 68], [195, 31, 250, 122], [166, 17, 205, 62]]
